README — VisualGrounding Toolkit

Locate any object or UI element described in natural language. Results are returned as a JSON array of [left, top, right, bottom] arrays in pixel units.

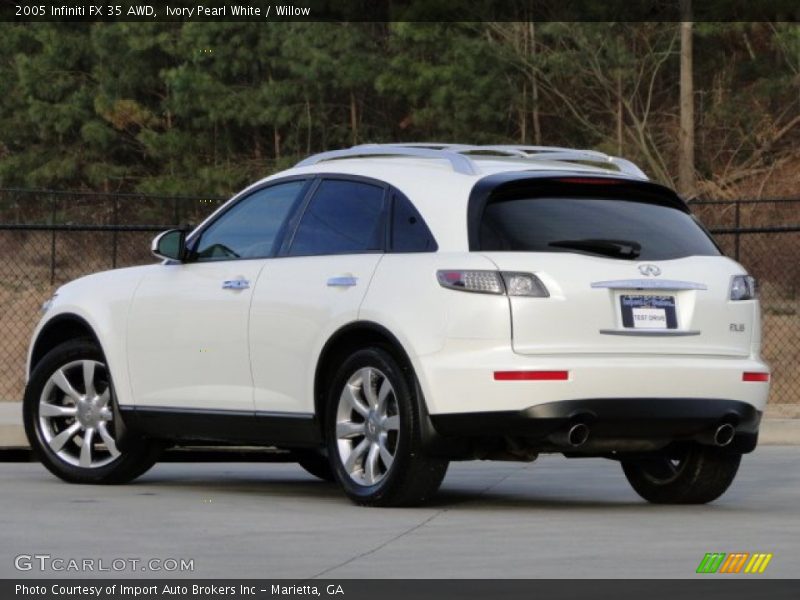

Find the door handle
[[222, 278, 250, 290], [327, 276, 358, 287]]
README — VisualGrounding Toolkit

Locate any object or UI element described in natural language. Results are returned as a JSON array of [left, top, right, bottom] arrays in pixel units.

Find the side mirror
[[151, 229, 187, 262]]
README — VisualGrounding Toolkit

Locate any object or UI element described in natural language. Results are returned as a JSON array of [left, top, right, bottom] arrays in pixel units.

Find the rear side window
[[289, 179, 386, 256], [480, 197, 720, 260], [390, 193, 437, 253]]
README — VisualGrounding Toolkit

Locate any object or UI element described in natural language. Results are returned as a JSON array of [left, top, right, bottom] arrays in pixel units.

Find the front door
[[126, 179, 308, 411]]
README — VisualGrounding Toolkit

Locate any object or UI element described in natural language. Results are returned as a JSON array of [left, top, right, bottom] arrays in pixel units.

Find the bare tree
[[678, 0, 696, 197]]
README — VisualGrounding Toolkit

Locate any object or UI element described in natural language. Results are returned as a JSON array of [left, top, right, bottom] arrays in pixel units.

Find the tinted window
[[194, 180, 305, 262], [391, 193, 437, 252], [289, 180, 385, 256], [480, 197, 719, 260]]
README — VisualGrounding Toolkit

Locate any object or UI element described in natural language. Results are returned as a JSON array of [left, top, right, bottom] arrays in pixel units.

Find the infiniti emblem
[[638, 264, 661, 277]]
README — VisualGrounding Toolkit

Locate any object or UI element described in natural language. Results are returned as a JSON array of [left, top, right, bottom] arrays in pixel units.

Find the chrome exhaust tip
[[567, 423, 590, 447], [714, 423, 736, 447]]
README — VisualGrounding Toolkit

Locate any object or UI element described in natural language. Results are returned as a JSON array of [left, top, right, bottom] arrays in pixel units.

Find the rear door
[[249, 177, 388, 414], [475, 179, 756, 358]]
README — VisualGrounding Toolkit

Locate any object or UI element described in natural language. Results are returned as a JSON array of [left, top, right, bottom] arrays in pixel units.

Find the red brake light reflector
[[742, 372, 770, 382], [555, 177, 625, 185], [494, 370, 569, 381]]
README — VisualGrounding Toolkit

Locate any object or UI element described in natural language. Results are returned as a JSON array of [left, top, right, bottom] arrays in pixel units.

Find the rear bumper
[[414, 342, 770, 415], [430, 398, 762, 454]]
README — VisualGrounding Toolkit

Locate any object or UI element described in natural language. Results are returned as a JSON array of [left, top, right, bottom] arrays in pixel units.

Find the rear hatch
[[472, 175, 756, 357]]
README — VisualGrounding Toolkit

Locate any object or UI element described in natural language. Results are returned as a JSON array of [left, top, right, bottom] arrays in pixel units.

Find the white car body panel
[[249, 254, 383, 414], [481, 253, 756, 357], [126, 261, 266, 411], [27, 266, 148, 408]]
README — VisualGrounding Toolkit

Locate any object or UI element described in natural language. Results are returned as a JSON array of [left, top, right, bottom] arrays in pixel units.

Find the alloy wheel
[[335, 367, 399, 486], [38, 359, 121, 468]]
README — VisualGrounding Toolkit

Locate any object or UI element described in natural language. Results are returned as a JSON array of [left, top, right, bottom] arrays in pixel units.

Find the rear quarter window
[[480, 195, 720, 261]]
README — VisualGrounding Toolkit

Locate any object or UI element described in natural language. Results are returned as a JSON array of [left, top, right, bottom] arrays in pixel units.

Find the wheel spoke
[[378, 436, 394, 470], [362, 369, 378, 408], [344, 438, 370, 473], [79, 428, 95, 467], [97, 388, 111, 408], [39, 402, 77, 418], [97, 422, 120, 458], [342, 384, 369, 418], [49, 422, 81, 452], [51, 369, 82, 403], [382, 415, 400, 431], [364, 443, 380, 484], [82, 361, 96, 397], [376, 379, 392, 416], [336, 420, 365, 440]]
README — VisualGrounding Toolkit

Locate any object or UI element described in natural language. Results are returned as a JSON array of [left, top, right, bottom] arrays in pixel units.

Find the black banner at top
[[2, 0, 800, 22]]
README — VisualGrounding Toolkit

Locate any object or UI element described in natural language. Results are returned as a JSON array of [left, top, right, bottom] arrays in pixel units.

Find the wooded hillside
[[0, 22, 798, 199]]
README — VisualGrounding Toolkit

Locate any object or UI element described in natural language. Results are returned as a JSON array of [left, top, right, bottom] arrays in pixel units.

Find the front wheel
[[23, 339, 161, 484], [325, 347, 448, 507], [621, 444, 742, 504]]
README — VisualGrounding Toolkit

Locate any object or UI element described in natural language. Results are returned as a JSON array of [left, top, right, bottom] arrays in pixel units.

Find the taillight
[[436, 270, 504, 294], [436, 270, 549, 297], [730, 275, 757, 301]]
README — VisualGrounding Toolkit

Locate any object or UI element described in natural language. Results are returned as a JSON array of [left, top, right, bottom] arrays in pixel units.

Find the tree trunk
[[520, 83, 528, 143], [306, 96, 312, 154], [530, 21, 541, 145], [350, 90, 358, 146], [678, 2, 695, 197], [616, 71, 623, 155]]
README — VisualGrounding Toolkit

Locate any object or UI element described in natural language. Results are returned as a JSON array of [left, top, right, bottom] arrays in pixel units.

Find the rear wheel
[[325, 347, 448, 506], [621, 444, 741, 504], [23, 339, 161, 484]]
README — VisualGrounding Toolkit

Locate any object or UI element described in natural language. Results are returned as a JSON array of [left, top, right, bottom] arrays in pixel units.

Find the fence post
[[49, 194, 57, 286], [734, 201, 741, 261]]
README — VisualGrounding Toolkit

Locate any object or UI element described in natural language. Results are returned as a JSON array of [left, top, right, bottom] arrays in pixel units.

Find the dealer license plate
[[620, 295, 677, 329]]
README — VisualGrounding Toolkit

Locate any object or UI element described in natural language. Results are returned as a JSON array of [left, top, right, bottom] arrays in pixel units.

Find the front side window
[[193, 180, 306, 262], [288, 179, 386, 256]]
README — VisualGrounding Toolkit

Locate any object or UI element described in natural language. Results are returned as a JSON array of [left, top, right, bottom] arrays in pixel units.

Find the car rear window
[[479, 196, 720, 260]]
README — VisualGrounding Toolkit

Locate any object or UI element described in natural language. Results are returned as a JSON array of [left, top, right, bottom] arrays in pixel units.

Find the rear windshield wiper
[[548, 238, 642, 259]]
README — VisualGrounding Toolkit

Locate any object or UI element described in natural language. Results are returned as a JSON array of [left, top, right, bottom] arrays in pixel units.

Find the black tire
[[293, 448, 335, 482], [621, 444, 742, 504], [23, 338, 161, 485], [325, 347, 448, 507]]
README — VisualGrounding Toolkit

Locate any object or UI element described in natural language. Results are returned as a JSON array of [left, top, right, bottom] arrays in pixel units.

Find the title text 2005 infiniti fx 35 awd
[[24, 144, 770, 506]]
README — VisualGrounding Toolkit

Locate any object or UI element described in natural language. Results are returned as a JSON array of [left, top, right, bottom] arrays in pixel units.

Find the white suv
[[24, 144, 770, 506]]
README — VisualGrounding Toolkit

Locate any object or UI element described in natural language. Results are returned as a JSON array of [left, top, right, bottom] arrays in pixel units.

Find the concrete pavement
[[0, 447, 798, 579]]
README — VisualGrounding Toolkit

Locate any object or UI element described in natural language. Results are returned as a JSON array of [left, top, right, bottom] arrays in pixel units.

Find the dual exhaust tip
[[565, 422, 591, 447], [553, 422, 736, 449], [712, 423, 736, 447]]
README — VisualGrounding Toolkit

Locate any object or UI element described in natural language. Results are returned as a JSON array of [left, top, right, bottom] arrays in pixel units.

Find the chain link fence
[[1, 189, 798, 411]]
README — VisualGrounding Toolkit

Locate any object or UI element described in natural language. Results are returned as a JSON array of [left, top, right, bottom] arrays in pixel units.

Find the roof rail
[[294, 143, 648, 179], [295, 145, 478, 175], [484, 145, 648, 179]]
